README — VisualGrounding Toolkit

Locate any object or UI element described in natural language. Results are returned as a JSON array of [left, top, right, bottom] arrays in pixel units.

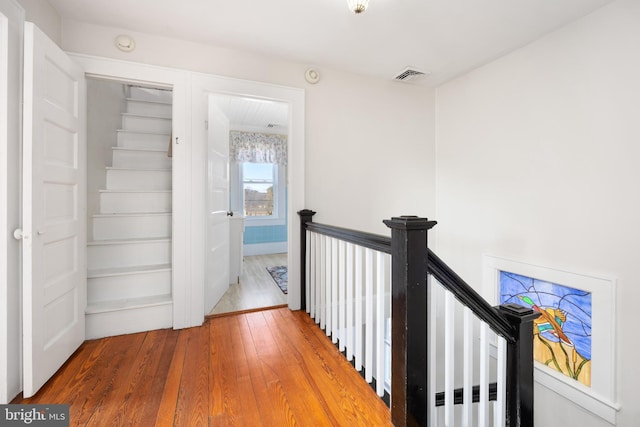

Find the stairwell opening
[[85, 78, 173, 339]]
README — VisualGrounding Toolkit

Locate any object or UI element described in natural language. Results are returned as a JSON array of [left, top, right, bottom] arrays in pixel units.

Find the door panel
[[205, 103, 230, 312], [22, 22, 86, 397]]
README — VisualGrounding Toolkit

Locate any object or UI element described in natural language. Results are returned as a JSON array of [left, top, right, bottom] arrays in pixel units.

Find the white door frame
[[191, 72, 305, 322], [0, 0, 24, 403], [69, 53, 193, 328]]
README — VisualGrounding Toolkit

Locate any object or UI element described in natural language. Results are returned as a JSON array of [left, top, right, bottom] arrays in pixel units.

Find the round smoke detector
[[115, 35, 136, 52], [305, 68, 320, 84]]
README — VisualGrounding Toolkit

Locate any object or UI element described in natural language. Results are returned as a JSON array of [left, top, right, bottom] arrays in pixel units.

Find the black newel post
[[383, 216, 437, 427], [297, 209, 316, 311], [497, 303, 540, 427]]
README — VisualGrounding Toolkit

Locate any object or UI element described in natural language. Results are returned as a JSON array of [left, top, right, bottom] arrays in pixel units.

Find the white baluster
[[338, 240, 346, 352], [319, 235, 326, 329], [346, 243, 354, 361], [375, 251, 386, 396], [495, 336, 507, 427], [428, 275, 438, 426], [479, 322, 490, 427], [306, 230, 312, 314], [354, 245, 364, 371], [331, 237, 339, 343], [365, 248, 374, 383], [444, 291, 455, 426], [325, 236, 332, 337], [462, 307, 473, 427]]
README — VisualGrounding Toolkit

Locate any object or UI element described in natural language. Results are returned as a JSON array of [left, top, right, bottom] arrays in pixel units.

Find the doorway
[[207, 95, 290, 315]]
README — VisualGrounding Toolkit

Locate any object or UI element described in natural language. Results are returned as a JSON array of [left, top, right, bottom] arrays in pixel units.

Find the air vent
[[393, 67, 429, 82], [267, 123, 281, 128]]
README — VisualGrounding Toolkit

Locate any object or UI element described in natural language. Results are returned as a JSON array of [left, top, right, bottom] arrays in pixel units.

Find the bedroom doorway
[[208, 95, 290, 315]]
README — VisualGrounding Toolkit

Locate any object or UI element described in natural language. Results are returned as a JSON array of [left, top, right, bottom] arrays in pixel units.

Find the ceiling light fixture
[[347, 0, 370, 14]]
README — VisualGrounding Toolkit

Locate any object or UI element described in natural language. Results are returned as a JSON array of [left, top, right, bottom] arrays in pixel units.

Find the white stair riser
[[100, 192, 171, 213], [112, 149, 172, 169], [127, 100, 172, 118], [122, 115, 171, 133], [117, 132, 170, 150], [93, 214, 171, 240], [106, 169, 171, 191], [88, 241, 171, 270], [88, 270, 171, 303], [85, 302, 172, 340], [129, 86, 172, 103]]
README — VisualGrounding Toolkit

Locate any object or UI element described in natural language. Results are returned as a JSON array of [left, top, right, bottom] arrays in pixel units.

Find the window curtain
[[230, 131, 287, 166]]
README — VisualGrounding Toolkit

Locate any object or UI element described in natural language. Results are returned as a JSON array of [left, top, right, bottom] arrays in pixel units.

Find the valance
[[230, 131, 287, 166]]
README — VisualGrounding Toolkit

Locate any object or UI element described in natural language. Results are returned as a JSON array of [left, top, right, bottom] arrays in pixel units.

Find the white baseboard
[[243, 242, 287, 256]]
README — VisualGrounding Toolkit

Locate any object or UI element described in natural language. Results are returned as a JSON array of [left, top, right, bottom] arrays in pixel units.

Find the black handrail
[[305, 222, 392, 254], [427, 249, 516, 343]]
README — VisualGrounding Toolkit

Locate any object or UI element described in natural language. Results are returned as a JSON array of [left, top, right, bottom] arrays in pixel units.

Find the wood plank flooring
[[14, 307, 391, 426], [210, 254, 288, 316]]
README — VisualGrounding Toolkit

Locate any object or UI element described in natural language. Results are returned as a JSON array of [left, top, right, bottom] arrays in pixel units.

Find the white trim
[[243, 242, 288, 257], [191, 72, 304, 312]]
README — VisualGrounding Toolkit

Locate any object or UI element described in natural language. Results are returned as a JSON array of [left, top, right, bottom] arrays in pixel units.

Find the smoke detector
[[393, 67, 429, 82]]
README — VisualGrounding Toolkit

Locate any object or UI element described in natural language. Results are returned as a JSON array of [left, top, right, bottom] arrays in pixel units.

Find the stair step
[[122, 113, 171, 133], [106, 167, 171, 190], [93, 212, 171, 240], [126, 98, 172, 118], [87, 265, 171, 306], [88, 263, 171, 278], [87, 238, 171, 270], [85, 294, 172, 339], [112, 147, 172, 169], [117, 130, 171, 150], [99, 190, 171, 214], [129, 86, 172, 103]]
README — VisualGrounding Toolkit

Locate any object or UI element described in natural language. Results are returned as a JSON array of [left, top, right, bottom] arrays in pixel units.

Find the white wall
[[435, 0, 640, 425], [86, 79, 125, 241], [60, 19, 437, 236], [16, 0, 59, 45]]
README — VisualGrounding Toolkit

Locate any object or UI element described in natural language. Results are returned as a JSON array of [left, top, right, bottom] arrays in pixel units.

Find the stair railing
[[298, 210, 539, 427]]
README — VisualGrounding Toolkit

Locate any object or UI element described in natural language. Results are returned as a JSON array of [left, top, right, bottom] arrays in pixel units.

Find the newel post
[[383, 216, 437, 427], [297, 209, 316, 311], [497, 303, 540, 427]]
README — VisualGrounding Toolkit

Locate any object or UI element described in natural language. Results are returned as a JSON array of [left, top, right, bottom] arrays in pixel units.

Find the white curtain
[[230, 131, 287, 166]]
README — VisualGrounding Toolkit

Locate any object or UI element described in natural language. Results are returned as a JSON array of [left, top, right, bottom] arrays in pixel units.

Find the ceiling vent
[[267, 123, 281, 128], [393, 67, 429, 82]]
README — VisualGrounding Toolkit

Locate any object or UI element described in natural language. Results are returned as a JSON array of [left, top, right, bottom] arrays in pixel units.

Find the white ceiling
[[47, 0, 614, 86], [211, 95, 289, 133]]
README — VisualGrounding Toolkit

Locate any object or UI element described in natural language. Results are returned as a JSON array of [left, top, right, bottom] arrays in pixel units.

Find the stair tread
[[88, 237, 171, 246], [93, 212, 172, 218], [106, 166, 171, 172], [127, 97, 172, 105], [117, 129, 170, 136], [111, 146, 170, 153], [86, 294, 172, 314], [121, 112, 172, 120], [98, 189, 172, 193], [88, 263, 171, 278]]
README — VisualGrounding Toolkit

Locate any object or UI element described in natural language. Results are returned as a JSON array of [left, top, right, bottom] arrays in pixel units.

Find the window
[[242, 162, 276, 217]]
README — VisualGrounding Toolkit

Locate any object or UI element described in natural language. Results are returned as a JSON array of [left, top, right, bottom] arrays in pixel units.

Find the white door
[[22, 22, 86, 397], [204, 102, 230, 312]]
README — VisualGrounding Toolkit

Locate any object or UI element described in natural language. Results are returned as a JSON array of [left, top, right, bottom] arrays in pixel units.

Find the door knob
[[13, 229, 28, 240], [227, 211, 234, 217]]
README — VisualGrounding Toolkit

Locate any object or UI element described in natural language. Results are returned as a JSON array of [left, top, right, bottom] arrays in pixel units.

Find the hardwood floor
[[14, 308, 391, 426], [210, 254, 288, 316]]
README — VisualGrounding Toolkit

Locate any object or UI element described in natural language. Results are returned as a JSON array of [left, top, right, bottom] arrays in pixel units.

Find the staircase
[[86, 86, 173, 339]]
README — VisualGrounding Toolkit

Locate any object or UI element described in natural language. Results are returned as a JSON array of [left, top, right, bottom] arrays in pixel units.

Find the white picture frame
[[483, 255, 619, 424]]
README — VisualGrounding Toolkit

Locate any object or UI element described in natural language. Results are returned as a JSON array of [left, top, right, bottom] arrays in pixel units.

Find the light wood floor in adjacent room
[[14, 308, 392, 426], [210, 253, 288, 316]]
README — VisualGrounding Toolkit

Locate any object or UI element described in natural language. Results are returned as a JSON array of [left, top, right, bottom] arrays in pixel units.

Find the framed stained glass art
[[483, 255, 618, 424]]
